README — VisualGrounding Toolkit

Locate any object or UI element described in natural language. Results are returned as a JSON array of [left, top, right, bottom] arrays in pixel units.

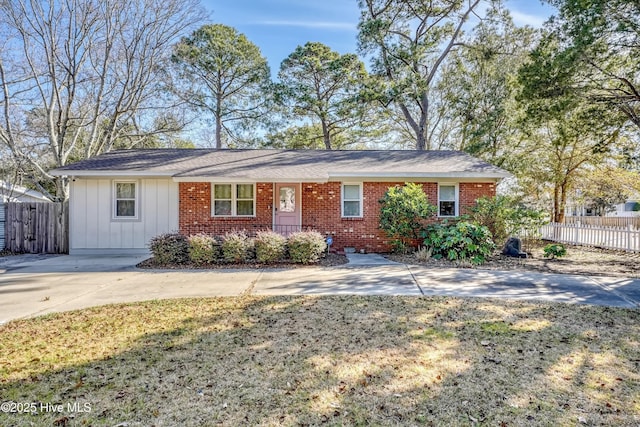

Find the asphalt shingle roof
[[50, 149, 510, 180]]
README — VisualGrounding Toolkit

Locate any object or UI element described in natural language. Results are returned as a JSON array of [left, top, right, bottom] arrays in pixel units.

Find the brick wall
[[459, 182, 496, 215], [178, 181, 496, 252], [179, 182, 273, 236]]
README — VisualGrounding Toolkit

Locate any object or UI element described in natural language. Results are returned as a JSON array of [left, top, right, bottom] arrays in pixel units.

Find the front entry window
[[279, 187, 295, 212]]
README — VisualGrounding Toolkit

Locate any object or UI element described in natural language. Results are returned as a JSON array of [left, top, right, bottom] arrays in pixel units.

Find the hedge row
[[148, 230, 327, 266]]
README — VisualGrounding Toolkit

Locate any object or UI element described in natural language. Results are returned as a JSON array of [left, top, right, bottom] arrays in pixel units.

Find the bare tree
[[0, 0, 205, 200]]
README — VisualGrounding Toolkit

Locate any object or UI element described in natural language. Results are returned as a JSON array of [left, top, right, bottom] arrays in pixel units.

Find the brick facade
[[178, 181, 496, 253], [179, 182, 274, 236]]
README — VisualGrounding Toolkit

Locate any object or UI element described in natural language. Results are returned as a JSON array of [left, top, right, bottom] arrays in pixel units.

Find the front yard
[[1, 296, 638, 426]]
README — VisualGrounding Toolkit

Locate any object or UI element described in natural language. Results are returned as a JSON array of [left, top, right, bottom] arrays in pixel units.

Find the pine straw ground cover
[[1, 297, 639, 426], [390, 242, 640, 279]]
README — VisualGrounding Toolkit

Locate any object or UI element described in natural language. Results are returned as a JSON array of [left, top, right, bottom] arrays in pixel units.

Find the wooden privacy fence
[[540, 222, 640, 252], [564, 216, 640, 229], [4, 202, 68, 253], [0, 203, 5, 249]]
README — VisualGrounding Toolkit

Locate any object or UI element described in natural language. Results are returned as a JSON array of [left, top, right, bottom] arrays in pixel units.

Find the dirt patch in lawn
[[1, 296, 638, 426], [390, 242, 640, 279]]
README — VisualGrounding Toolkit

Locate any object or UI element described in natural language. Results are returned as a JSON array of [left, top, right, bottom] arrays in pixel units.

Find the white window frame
[[211, 183, 256, 217], [112, 180, 139, 220], [438, 183, 459, 217], [341, 183, 363, 218]]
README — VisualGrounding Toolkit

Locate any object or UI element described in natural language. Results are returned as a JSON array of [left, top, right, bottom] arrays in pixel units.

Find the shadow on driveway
[[409, 266, 640, 308]]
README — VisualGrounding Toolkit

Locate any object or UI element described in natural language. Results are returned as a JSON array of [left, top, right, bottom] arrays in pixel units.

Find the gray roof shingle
[[50, 149, 510, 181]]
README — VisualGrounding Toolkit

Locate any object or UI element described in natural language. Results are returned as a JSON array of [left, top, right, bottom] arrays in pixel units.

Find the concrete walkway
[[0, 253, 638, 324]]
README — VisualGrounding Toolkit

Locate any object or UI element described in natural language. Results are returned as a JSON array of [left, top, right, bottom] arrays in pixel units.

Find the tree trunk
[[215, 89, 222, 149], [553, 181, 568, 223], [416, 130, 427, 150], [321, 119, 332, 150]]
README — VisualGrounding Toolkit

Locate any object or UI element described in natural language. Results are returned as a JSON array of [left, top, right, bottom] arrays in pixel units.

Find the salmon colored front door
[[274, 183, 301, 235]]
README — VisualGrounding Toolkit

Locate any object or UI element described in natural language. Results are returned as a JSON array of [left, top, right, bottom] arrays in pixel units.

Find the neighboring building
[[566, 197, 640, 218], [50, 149, 510, 255], [0, 181, 51, 203], [611, 199, 640, 217]]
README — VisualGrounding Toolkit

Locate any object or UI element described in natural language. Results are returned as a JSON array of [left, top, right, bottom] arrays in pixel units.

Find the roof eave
[[172, 176, 330, 183], [328, 172, 511, 181], [50, 170, 175, 178]]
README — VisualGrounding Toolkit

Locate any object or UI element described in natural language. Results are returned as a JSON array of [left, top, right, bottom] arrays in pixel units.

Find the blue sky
[[201, 0, 556, 75]]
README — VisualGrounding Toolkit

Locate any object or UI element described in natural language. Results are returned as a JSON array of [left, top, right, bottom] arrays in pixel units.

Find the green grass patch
[[0, 296, 638, 426]]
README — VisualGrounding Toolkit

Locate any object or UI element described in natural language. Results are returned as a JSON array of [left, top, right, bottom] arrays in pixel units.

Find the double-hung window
[[342, 183, 362, 217], [212, 184, 255, 216], [113, 181, 138, 220], [438, 184, 458, 217]]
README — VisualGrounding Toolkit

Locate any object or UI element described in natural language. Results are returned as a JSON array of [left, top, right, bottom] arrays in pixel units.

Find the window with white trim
[[342, 183, 362, 217], [113, 181, 138, 219], [212, 183, 255, 216], [438, 184, 458, 217]]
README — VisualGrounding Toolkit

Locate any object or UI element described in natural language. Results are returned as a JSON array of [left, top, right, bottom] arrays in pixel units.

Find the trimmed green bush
[[255, 230, 287, 263], [543, 243, 567, 259], [287, 230, 326, 264], [221, 230, 254, 263], [188, 233, 219, 265], [148, 232, 189, 265], [422, 221, 496, 265]]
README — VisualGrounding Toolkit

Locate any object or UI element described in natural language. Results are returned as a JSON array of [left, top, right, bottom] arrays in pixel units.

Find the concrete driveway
[[0, 253, 638, 323]]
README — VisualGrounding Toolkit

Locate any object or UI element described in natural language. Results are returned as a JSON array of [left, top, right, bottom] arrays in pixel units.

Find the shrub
[[188, 233, 219, 265], [287, 230, 326, 264], [422, 221, 496, 265], [148, 232, 189, 265], [543, 243, 567, 259], [468, 196, 548, 245], [255, 230, 287, 263], [221, 230, 254, 263], [379, 183, 437, 253], [415, 246, 433, 262]]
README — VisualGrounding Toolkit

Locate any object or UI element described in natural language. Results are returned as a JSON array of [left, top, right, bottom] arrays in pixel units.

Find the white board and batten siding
[[69, 178, 178, 255]]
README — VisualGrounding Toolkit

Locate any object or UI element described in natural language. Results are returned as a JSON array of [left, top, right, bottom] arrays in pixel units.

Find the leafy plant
[[379, 183, 437, 253], [187, 233, 219, 265], [255, 230, 287, 263], [543, 243, 567, 259], [148, 233, 190, 265], [422, 221, 496, 265], [468, 196, 548, 244], [221, 230, 254, 263], [287, 231, 326, 264]]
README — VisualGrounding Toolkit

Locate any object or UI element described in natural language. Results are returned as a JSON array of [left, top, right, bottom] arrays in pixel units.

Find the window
[[113, 181, 138, 219], [438, 184, 458, 217], [212, 183, 255, 216], [342, 183, 362, 217]]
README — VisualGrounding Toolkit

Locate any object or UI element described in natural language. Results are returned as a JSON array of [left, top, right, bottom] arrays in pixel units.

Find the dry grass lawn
[[1, 296, 639, 426]]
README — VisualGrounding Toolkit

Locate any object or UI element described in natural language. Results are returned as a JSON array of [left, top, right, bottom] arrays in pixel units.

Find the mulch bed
[[137, 252, 349, 269], [387, 241, 640, 278]]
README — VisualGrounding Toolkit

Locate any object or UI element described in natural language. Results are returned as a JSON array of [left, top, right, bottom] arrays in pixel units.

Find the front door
[[274, 183, 301, 236]]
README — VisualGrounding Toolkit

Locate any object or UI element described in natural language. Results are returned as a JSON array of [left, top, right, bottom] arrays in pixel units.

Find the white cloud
[[510, 10, 548, 28]]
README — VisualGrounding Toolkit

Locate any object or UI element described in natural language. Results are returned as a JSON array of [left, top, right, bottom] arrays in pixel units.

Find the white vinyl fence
[[541, 223, 640, 252]]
